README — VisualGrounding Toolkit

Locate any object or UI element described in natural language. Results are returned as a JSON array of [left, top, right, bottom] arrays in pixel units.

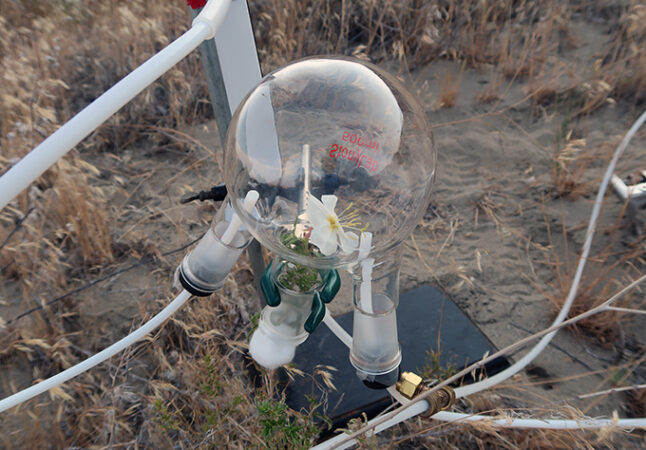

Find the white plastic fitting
[[192, 0, 233, 39]]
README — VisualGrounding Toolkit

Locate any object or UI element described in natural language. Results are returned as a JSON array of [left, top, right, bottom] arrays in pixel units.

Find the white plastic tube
[[315, 110, 646, 449], [358, 232, 374, 314], [0, 0, 233, 211], [0, 289, 192, 412], [456, 108, 646, 398], [316, 406, 646, 450], [220, 190, 259, 244], [322, 309, 353, 348], [432, 412, 646, 429]]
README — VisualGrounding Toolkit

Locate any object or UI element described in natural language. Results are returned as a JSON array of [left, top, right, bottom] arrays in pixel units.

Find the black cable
[[0, 260, 14, 275], [0, 207, 35, 253], [180, 185, 227, 204], [6, 235, 202, 325]]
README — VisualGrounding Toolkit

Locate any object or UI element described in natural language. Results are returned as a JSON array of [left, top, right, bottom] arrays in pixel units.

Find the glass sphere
[[224, 56, 436, 268]]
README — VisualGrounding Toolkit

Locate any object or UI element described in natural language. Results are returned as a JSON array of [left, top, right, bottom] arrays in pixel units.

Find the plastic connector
[[192, 0, 232, 39]]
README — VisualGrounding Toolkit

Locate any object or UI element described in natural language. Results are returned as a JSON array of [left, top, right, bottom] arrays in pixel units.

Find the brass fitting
[[395, 372, 457, 418], [396, 371, 423, 399], [420, 386, 456, 418]]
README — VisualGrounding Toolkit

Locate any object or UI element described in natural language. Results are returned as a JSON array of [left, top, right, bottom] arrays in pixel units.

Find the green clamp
[[320, 269, 341, 304], [260, 263, 341, 332], [304, 292, 326, 333], [304, 269, 341, 332], [260, 260, 281, 307]]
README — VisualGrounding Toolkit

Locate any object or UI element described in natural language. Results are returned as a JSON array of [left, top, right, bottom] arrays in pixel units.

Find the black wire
[[0, 260, 14, 275], [6, 235, 202, 325], [180, 185, 227, 204], [0, 207, 35, 253]]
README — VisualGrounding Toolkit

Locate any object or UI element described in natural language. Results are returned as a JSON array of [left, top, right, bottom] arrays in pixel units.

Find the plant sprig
[[279, 228, 321, 292]]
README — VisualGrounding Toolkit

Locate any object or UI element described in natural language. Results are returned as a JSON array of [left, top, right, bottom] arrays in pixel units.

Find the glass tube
[[180, 199, 252, 294], [350, 250, 402, 388]]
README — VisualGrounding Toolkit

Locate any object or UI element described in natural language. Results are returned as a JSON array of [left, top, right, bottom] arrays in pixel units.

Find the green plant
[[420, 349, 458, 381], [341, 412, 377, 449], [200, 355, 222, 397], [153, 399, 180, 432], [256, 397, 319, 449], [279, 229, 321, 292]]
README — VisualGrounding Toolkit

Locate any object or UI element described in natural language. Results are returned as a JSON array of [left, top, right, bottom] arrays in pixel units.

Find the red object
[[187, 0, 207, 9]]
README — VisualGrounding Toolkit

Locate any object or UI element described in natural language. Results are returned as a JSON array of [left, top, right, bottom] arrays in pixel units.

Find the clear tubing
[[315, 110, 646, 449], [0, 1, 232, 211], [0, 289, 192, 413]]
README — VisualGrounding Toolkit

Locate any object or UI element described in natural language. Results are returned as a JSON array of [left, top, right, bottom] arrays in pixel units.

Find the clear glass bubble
[[224, 56, 436, 268]]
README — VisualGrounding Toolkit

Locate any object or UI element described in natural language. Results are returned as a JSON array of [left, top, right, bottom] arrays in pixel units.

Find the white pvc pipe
[[0, 289, 192, 412], [317, 406, 646, 450], [432, 412, 646, 429], [0, 0, 233, 211]]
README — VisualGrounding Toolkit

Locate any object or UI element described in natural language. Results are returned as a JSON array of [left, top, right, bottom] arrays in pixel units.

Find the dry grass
[[436, 63, 465, 109], [534, 190, 644, 346], [0, 0, 645, 448]]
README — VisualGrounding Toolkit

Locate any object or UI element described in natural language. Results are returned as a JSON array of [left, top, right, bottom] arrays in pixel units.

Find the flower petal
[[338, 230, 359, 254], [309, 224, 337, 256], [321, 195, 338, 212], [306, 195, 330, 227]]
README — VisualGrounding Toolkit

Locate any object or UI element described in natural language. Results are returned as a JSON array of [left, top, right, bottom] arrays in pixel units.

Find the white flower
[[306, 195, 359, 256]]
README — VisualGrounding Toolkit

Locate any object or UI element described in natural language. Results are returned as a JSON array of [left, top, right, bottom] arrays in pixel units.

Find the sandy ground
[[1, 14, 644, 439], [162, 52, 645, 417]]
